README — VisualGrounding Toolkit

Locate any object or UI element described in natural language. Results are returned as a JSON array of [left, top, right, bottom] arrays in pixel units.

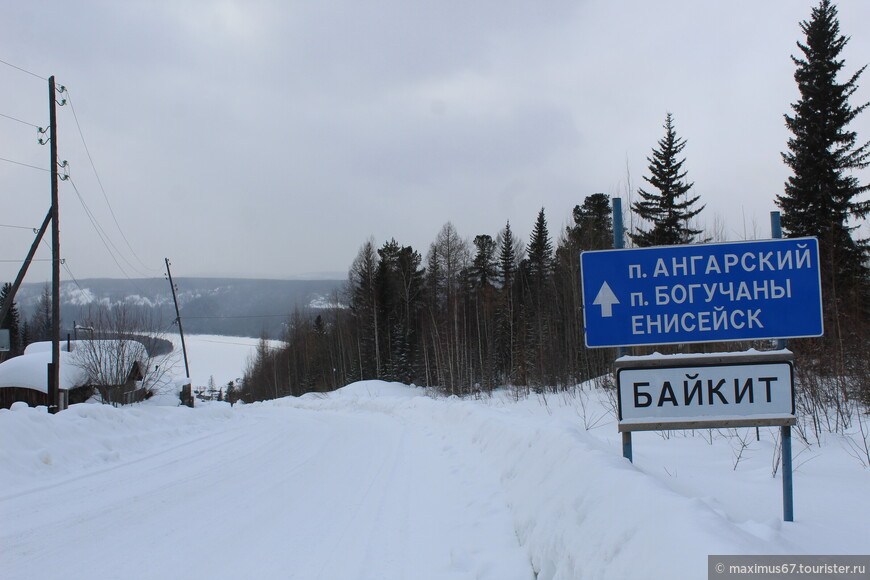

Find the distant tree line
[[242, 194, 617, 400]]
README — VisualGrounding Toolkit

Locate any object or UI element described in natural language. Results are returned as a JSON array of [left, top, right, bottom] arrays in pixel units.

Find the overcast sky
[[1, 0, 868, 284]]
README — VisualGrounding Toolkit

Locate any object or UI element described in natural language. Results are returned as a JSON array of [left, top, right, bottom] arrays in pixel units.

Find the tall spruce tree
[[525, 208, 554, 284], [555, 193, 616, 384], [376, 239, 403, 380], [348, 239, 380, 380], [498, 221, 518, 292], [470, 235, 498, 291], [469, 235, 499, 390], [375, 239, 424, 383], [777, 0, 869, 302], [630, 113, 706, 247], [568, 193, 613, 251], [495, 221, 520, 382], [521, 209, 555, 388]]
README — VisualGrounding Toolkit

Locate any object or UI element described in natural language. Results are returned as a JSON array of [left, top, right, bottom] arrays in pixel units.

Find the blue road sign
[[580, 238, 823, 348]]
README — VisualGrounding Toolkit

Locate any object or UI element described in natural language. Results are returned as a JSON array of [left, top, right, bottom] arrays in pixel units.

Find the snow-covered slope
[[1, 381, 867, 580]]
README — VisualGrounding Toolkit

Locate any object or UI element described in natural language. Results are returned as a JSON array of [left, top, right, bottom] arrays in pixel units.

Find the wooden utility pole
[[165, 258, 193, 406], [48, 75, 61, 414]]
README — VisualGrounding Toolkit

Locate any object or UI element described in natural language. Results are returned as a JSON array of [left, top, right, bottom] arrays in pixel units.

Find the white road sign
[[615, 351, 794, 432]]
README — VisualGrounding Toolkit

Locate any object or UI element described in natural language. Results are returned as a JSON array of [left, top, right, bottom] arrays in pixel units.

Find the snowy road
[[3, 380, 868, 580], [1, 396, 531, 580]]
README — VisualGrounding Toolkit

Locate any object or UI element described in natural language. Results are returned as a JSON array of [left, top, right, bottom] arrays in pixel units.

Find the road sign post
[[611, 198, 634, 462], [771, 212, 794, 522], [586, 212, 816, 521], [782, 424, 794, 522], [614, 350, 797, 522]]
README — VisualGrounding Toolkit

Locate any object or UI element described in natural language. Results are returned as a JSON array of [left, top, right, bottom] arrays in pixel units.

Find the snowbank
[[286, 381, 870, 578], [0, 402, 235, 493]]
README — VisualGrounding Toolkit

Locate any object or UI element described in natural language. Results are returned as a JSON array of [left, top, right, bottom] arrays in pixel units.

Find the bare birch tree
[[72, 303, 177, 402]]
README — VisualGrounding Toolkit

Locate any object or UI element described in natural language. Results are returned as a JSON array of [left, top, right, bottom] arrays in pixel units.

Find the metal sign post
[[771, 211, 794, 522], [611, 198, 633, 463], [782, 424, 794, 522], [614, 350, 797, 522]]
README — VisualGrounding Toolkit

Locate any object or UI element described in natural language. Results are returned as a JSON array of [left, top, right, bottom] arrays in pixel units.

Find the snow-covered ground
[[158, 334, 284, 391], [2, 345, 868, 579], [180, 334, 279, 389]]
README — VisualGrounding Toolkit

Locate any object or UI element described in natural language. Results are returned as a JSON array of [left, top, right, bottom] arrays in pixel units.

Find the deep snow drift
[[2, 377, 868, 580]]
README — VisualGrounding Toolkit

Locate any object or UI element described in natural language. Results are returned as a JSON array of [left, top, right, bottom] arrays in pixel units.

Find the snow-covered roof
[[0, 351, 88, 393], [24, 341, 73, 354], [24, 340, 135, 355]]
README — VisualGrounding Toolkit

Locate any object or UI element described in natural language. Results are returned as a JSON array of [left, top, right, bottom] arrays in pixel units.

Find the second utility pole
[[165, 258, 192, 406]]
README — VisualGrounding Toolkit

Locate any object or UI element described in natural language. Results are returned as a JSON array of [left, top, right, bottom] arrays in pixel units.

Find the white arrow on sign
[[593, 281, 619, 317]]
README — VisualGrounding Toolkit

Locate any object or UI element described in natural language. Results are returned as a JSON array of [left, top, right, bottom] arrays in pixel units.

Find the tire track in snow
[[2, 398, 534, 580]]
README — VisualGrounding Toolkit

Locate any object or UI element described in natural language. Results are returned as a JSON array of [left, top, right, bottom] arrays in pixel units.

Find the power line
[[161, 319, 180, 334], [34, 236, 120, 302], [66, 176, 139, 277], [0, 223, 38, 231], [0, 155, 48, 172], [0, 58, 46, 81], [66, 176, 153, 283], [194, 337, 281, 347], [59, 258, 91, 299], [0, 111, 41, 128], [65, 89, 158, 274], [184, 314, 293, 320]]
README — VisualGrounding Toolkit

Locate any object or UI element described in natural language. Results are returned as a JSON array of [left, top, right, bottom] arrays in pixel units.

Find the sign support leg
[[614, 198, 633, 463], [782, 424, 794, 522], [622, 431, 633, 463], [772, 212, 793, 521], [612, 198, 624, 250]]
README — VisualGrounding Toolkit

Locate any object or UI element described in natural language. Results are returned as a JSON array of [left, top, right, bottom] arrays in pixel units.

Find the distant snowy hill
[[14, 278, 345, 339]]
